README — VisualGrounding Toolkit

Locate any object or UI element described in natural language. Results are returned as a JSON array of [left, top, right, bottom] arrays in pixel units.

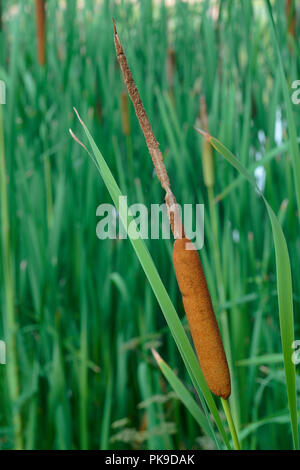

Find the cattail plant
[[35, 0, 46, 66], [286, 0, 296, 41], [113, 20, 238, 444]]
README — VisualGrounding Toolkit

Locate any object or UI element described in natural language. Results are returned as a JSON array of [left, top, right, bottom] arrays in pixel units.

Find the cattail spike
[[173, 238, 231, 399], [35, 0, 46, 66], [113, 23, 230, 400]]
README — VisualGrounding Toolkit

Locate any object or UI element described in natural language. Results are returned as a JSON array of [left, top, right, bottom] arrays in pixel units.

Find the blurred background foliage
[[0, 0, 299, 450]]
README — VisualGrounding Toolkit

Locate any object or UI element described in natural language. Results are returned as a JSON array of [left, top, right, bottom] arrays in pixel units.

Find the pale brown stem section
[[200, 96, 208, 132], [35, 0, 46, 66], [113, 19, 184, 239]]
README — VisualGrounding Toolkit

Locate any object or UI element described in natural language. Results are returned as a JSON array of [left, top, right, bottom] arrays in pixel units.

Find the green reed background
[[0, 0, 299, 450]]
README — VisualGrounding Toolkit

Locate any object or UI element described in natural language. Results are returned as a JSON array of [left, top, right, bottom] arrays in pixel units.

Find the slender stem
[[113, 19, 184, 239], [35, 0, 46, 66], [221, 398, 241, 450]]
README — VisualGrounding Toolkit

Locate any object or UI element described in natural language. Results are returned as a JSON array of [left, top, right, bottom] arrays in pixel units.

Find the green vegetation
[[0, 0, 299, 450]]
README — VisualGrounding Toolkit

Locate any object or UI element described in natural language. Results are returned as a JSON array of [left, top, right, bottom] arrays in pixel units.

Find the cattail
[[35, 0, 46, 66], [121, 90, 131, 137], [286, 0, 296, 39], [200, 96, 214, 188], [173, 237, 231, 399], [113, 20, 231, 399]]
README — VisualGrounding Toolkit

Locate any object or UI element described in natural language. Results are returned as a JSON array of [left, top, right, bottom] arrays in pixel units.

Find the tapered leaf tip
[[112, 18, 117, 35], [151, 348, 163, 364], [194, 126, 211, 141], [73, 107, 84, 127], [69, 128, 88, 153]]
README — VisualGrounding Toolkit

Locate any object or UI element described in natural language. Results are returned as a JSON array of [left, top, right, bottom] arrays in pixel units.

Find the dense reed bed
[[0, 0, 299, 450]]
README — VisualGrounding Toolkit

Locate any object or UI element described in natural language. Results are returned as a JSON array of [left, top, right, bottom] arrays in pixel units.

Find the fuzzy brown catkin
[[173, 237, 231, 399]]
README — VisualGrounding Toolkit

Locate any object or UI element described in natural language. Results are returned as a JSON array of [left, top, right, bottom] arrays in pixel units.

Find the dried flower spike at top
[[113, 20, 169, 189], [113, 19, 183, 239]]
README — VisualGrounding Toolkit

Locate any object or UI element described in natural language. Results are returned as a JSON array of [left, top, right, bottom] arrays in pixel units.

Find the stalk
[[285, 0, 296, 42], [0, 104, 23, 449], [221, 398, 240, 450], [35, 0, 46, 66]]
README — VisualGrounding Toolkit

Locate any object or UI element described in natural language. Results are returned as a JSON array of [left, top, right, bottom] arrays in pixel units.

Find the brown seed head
[[173, 238, 231, 398]]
